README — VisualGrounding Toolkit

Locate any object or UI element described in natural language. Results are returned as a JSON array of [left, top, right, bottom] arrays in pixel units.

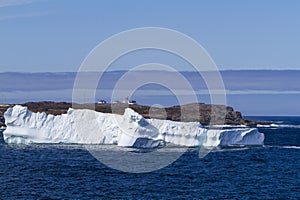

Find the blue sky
[[1, 0, 300, 116], [0, 0, 300, 72]]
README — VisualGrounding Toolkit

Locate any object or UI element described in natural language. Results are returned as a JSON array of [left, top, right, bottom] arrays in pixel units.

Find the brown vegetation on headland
[[0, 101, 268, 128]]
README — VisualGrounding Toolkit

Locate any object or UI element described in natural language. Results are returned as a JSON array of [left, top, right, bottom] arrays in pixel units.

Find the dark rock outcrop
[[0, 104, 11, 127], [0, 101, 262, 127]]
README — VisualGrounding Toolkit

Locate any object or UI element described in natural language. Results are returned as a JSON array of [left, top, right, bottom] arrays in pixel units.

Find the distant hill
[[1, 70, 300, 92], [1, 70, 300, 116]]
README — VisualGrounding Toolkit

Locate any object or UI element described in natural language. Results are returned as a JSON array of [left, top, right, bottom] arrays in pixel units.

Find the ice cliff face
[[3, 105, 264, 147]]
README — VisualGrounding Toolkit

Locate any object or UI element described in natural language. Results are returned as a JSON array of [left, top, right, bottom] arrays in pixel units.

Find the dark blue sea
[[0, 116, 299, 199]]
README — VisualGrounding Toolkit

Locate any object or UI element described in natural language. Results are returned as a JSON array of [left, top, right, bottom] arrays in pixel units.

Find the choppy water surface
[[0, 116, 299, 199]]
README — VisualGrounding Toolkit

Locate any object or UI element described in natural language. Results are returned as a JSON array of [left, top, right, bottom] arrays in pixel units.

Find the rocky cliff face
[[0, 101, 260, 127], [0, 104, 10, 127]]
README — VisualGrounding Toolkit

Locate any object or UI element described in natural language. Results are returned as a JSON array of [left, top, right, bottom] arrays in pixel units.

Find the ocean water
[[0, 117, 299, 199]]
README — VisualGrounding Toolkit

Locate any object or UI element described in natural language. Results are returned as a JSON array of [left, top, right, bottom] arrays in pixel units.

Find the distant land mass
[[1, 70, 300, 92], [1, 70, 300, 116], [0, 101, 270, 127]]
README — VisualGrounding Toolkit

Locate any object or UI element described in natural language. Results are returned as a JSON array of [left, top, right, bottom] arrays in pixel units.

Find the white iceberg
[[3, 105, 264, 147]]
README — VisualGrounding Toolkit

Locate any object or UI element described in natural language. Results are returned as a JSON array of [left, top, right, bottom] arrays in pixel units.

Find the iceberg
[[3, 105, 264, 147]]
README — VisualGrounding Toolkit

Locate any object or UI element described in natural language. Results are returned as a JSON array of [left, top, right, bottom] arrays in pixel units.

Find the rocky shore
[[0, 101, 268, 127]]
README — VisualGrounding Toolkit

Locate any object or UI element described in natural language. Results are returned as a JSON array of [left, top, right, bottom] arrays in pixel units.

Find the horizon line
[[1, 69, 300, 74]]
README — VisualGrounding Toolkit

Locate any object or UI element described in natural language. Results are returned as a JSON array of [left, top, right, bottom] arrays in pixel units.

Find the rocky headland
[[0, 101, 270, 128]]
